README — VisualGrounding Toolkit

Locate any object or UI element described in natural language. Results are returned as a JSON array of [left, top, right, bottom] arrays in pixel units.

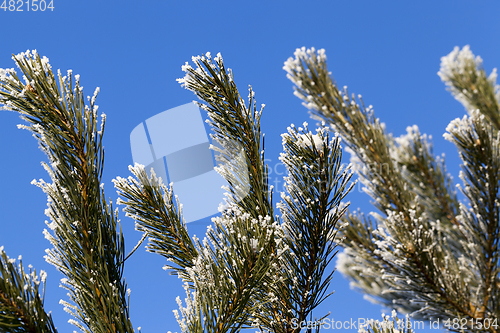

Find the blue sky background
[[1, 1, 499, 332]]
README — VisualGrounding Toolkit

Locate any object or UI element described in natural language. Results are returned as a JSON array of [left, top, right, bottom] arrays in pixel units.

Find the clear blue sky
[[1, 1, 499, 332]]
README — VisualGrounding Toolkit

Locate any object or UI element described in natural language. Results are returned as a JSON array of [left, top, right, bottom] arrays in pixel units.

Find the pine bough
[[0, 45, 497, 333]]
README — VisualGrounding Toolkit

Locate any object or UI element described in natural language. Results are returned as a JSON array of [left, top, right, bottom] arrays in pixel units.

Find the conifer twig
[[0, 50, 135, 333], [0, 247, 57, 333], [285, 46, 500, 332]]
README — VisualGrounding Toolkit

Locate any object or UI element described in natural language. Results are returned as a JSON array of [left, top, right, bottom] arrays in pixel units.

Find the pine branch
[[285, 46, 500, 332], [335, 211, 420, 313], [179, 207, 284, 333], [177, 53, 273, 220], [444, 109, 500, 326], [172, 52, 284, 333], [393, 126, 460, 228], [173, 52, 357, 333], [112, 52, 286, 333], [0, 248, 57, 333], [269, 124, 353, 333], [439, 45, 500, 131], [0, 51, 135, 333], [284, 47, 424, 217], [113, 164, 198, 280]]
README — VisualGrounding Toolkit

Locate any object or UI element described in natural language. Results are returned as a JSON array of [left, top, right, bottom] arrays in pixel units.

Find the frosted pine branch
[[286, 46, 500, 332]]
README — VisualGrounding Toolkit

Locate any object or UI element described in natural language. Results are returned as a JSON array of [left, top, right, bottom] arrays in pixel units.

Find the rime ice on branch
[[286, 45, 500, 333]]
